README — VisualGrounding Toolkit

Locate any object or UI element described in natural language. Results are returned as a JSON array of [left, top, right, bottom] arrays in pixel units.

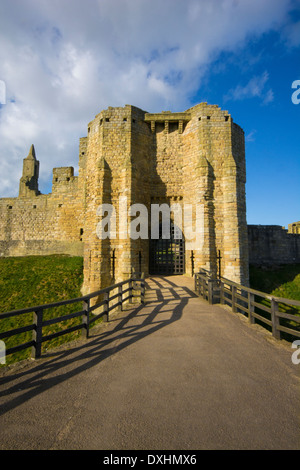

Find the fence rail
[[0, 275, 145, 360], [194, 270, 300, 341]]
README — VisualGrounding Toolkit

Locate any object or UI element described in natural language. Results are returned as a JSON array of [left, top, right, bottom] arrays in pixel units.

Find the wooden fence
[[0, 275, 145, 360], [195, 269, 300, 341]]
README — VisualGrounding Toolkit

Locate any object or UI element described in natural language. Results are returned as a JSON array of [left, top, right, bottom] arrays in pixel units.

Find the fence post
[[82, 298, 90, 339], [202, 276, 205, 299], [213, 279, 220, 304], [195, 274, 200, 296], [200, 276, 204, 298], [271, 297, 281, 340], [220, 280, 224, 304], [118, 284, 123, 311], [141, 273, 145, 305], [208, 279, 214, 304], [248, 292, 255, 324], [32, 308, 43, 359], [232, 286, 237, 312], [103, 291, 109, 322]]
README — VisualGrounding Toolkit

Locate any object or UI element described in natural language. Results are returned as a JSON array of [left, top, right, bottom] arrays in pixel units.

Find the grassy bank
[[249, 264, 300, 300], [0, 255, 84, 365], [249, 264, 300, 341]]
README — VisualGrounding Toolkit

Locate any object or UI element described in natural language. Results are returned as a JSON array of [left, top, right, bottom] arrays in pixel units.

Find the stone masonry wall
[[248, 225, 300, 265], [0, 102, 250, 295], [0, 147, 85, 258]]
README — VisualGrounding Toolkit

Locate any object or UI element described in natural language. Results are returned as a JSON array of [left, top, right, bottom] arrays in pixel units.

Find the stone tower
[[0, 102, 249, 292], [81, 103, 249, 294], [19, 144, 40, 197]]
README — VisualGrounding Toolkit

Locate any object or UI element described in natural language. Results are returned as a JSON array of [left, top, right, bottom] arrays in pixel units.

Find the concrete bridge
[[0, 275, 299, 450]]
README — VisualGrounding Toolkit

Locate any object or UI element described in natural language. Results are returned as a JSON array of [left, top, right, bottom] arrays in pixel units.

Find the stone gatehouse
[[0, 102, 249, 293]]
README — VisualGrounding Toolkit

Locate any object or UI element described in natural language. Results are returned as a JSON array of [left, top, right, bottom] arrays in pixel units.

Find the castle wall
[[248, 225, 300, 265], [0, 164, 84, 258], [0, 102, 250, 294]]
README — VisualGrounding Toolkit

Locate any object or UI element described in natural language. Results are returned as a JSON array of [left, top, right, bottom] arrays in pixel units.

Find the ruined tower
[[19, 144, 40, 197]]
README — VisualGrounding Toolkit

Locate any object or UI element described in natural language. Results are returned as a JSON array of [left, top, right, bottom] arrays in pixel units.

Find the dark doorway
[[149, 223, 185, 274]]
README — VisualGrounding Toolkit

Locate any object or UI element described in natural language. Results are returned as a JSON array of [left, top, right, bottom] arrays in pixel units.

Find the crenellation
[[52, 167, 79, 194]]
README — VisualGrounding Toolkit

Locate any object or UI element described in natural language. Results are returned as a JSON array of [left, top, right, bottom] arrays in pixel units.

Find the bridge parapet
[[194, 270, 300, 342]]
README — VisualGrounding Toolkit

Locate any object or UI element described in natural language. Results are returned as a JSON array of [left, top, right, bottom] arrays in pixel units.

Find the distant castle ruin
[[0, 102, 252, 293]]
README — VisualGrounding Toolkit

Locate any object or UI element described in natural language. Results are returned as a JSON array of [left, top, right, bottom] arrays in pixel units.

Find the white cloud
[[245, 130, 257, 142], [224, 71, 274, 104], [0, 0, 296, 196], [263, 88, 274, 105], [282, 19, 300, 47]]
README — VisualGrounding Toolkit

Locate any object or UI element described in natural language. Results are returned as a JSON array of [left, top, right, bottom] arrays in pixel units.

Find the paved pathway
[[0, 275, 299, 450]]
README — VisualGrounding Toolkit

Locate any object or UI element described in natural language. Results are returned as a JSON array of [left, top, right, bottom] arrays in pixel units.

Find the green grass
[[0, 255, 84, 365], [249, 264, 300, 341], [249, 264, 300, 300]]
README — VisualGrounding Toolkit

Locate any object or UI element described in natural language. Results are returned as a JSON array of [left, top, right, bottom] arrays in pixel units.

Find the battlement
[[52, 167, 78, 194]]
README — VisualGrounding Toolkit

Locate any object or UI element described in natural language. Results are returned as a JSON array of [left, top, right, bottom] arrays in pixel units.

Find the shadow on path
[[0, 277, 196, 416]]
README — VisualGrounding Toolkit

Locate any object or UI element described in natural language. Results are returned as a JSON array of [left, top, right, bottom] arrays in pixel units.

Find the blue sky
[[0, 0, 299, 228], [196, 28, 300, 227]]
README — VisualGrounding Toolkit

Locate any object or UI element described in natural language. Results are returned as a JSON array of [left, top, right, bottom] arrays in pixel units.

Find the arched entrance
[[149, 223, 185, 274]]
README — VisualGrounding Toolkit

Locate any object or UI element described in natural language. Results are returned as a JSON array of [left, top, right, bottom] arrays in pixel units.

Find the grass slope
[[249, 264, 300, 300], [0, 255, 83, 365], [249, 264, 300, 341]]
